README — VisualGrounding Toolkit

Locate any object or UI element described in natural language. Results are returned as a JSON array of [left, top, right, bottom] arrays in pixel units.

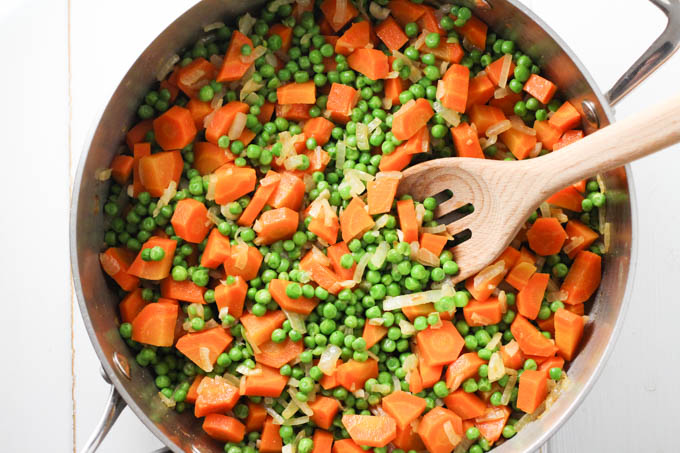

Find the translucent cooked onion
[[372, 214, 389, 231], [228, 112, 247, 140], [222, 373, 240, 387], [546, 290, 569, 303], [551, 207, 568, 223], [284, 154, 306, 171], [203, 21, 225, 32], [530, 141, 543, 158], [486, 119, 512, 138], [318, 345, 342, 375], [369, 2, 391, 20], [288, 389, 314, 416], [238, 13, 256, 35], [371, 241, 389, 268], [382, 96, 393, 109], [236, 364, 262, 376], [158, 391, 176, 408], [240, 78, 264, 101], [283, 416, 310, 426], [443, 421, 461, 448], [415, 248, 440, 267], [153, 181, 177, 217], [376, 171, 402, 180], [334, 0, 347, 25], [498, 54, 512, 89], [95, 168, 112, 181], [392, 50, 422, 82], [509, 115, 537, 136], [494, 86, 510, 99], [232, 243, 249, 270], [403, 354, 418, 373], [433, 101, 461, 126], [399, 319, 416, 336], [268, 0, 294, 12], [206, 206, 221, 226], [473, 260, 505, 289], [487, 352, 505, 382], [563, 236, 585, 254], [539, 201, 551, 218], [413, 30, 428, 50], [384, 288, 449, 311], [604, 222, 611, 253], [265, 406, 285, 425], [356, 123, 368, 151], [486, 332, 503, 351], [335, 140, 346, 168], [283, 309, 307, 334], [156, 54, 179, 81], [501, 372, 518, 405], [353, 252, 372, 282], [345, 168, 375, 182]]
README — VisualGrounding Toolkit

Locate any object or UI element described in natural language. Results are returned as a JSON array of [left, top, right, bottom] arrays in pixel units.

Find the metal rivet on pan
[[113, 351, 131, 380], [581, 100, 600, 129]]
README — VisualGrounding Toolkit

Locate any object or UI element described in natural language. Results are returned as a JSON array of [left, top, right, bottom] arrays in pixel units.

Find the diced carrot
[[547, 186, 584, 212], [193, 142, 234, 176], [320, 0, 359, 32], [269, 278, 318, 315], [201, 228, 231, 269], [309, 396, 341, 430], [392, 98, 434, 141], [340, 197, 375, 243], [131, 302, 178, 347], [277, 81, 316, 104], [176, 327, 233, 372], [517, 272, 550, 320], [375, 17, 408, 51], [485, 56, 516, 87], [244, 402, 267, 432], [128, 236, 177, 280], [523, 74, 557, 104], [185, 375, 203, 405], [171, 198, 211, 243], [326, 83, 359, 124], [518, 246, 536, 265], [419, 233, 448, 257], [561, 250, 601, 305], [138, 150, 183, 197], [213, 165, 256, 205], [489, 91, 522, 116], [303, 117, 335, 146], [553, 129, 584, 150], [214, 276, 247, 320], [203, 414, 245, 443], [319, 359, 342, 390], [517, 369, 548, 414], [537, 313, 555, 334], [161, 70, 180, 103], [367, 177, 399, 215], [573, 179, 587, 193], [255, 207, 299, 245], [257, 101, 276, 124], [255, 337, 304, 368], [276, 102, 311, 121], [194, 375, 240, 418], [305, 147, 331, 174], [468, 104, 506, 137], [238, 171, 281, 227], [308, 207, 340, 245], [418, 406, 463, 452], [385, 70, 405, 107], [187, 99, 213, 130], [382, 390, 427, 430], [388, 0, 426, 26], [132, 142, 151, 196], [505, 261, 537, 291], [342, 414, 397, 448], [408, 368, 423, 394], [378, 140, 413, 172], [242, 364, 288, 397], [538, 355, 565, 376], [119, 288, 146, 324], [336, 21, 372, 56], [393, 423, 426, 451], [402, 125, 430, 155], [312, 430, 334, 453], [240, 310, 286, 346], [176, 57, 217, 98], [440, 64, 469, 113], [463, 298, 503, 327], [455, 15, 487, 49], [259, 416, 283, 452], [564, 220, 599, 258], [395, 198, 417, 243], [205, 101, 250, 144], [362, 322, 388, 349], [416, 320, 465, 366], [465, 246, 520, 301], [444, 389, 487, 420], [527, 217, 568, 256], [466, 73, 495, 111], [417, 349, 444, 388], [332, 439, 367, 453], [500, 127, 538, 160], [217, 31, 254, 82], [451, 122, 484, 158], [327, 242, 356, 280], [549, 101, 581, 134], [110, 155, 134, 185], [100, 247, 139, 291], [348, 48, 389, 80], [474, 406, 510, 443], [336, 359, 379, 392], [303, 261, 346, 295], [500, 340, 524, 369], [153, 106, 197, 151], [268, 24, 293, 53], [511, 314, 559, 357], [533, 120, 562, 151], [126, 119, 152, 151], [554, 308, 584, 360], [268, 171, 305, 211], [160, 277, 206, 303]]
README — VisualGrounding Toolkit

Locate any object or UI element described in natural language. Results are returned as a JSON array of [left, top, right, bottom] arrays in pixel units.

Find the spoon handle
[[526, 94, 680, 197]]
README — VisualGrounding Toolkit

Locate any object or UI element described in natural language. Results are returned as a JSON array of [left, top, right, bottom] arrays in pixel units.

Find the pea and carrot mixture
[[100, 0, 607, 452]]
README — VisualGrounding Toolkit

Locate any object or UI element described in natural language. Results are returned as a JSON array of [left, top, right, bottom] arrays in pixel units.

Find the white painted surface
[[0, 0, 679, 452]]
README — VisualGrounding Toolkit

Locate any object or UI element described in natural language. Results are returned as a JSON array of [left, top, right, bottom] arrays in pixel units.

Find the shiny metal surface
[[70, 0, 678, 452]]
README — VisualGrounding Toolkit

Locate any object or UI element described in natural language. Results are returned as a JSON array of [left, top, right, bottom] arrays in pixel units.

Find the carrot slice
[[500, 127, 537, 160], [489, 91, 522, 116], [517, 272, 550, 320], [419, 233, 448, 257], [326, 83, 359, 123], [185, 375, 203, 405], [547, 186, 584, 212], [303, 117, 335, 146], [201, 228, 232, 269], [160, 277, 206, 303], [240, 310, 286, 346], [444, 389, 487, 420], [336, 21, 372, 55], [549, 101, 581, 134], [132, 142, 151, 197], [505, 261, 537, 291], [523, 74, 557, 104], [527, 217, 568, 256], [216, 31, 254, 82], [268, 171, 305, 211], [376, 17, 408, 51], [327, 241, 356, 280], [176, 327, 233, 372], [269, 279, 319, 315], [319, 358, 342, 390], [205, 101, 250, 144], [193, 141, 235, 175], [416, 320, 465, 366], [463, 298, 503, 327], [312, 430, 334, 453], [308, 207, 340, 245], [332, 439, 366, 453], [394, 423, 426, 451], [100, 247, 139, 291], [268, 24, 293, 53], [465, 246, 520, 301], [202, 414, 245, 443], [176, 57, 217, 98], [277, 80, 316, 104], [255, 207, 299, 245], [119, 288, 146, 324], [245, 402, 267, 432], [138, 150, 184, 197], [187, 99, 214, 130], [336, 359, 379, 391], [500, 340, 525, 370], [254, 337, 304, 368], [517, 369, 548, 414], [445, 352, 486, 391], [362, 322, 388, 349], [171, 198, 211, 243], [466, 73, 495, 111], [451, 122, 484, 158], [417, 346, 444, 388], [533, 120, 562, 151], [378, 140, 414, 172], [319, 0, 358, 32], [127, 236, 177, 280], [214, 276, 247, 320], [242, 364, 288, 397], [485, 56, 516, 87], [342, 414, 397, 448], [392, 98, 434, 141], [194, 375, 240, 417], [388, 0, 426, 25], [564, 220, 599, 258], [309, 396, 341, 430], [455, 15, 487, 49], [474, 406, 510, 442], [366, 177, 399, 215], [213, 165, 257, 205], [554, 129, 584, 150], [126, 119, 152, 151], [396, 198, 418, 243], [468, 104, 506, 137], [554, 308, 584, 360], [110, 155, 134, 185], [382, 390, 427, 430], [238, 171, 281, 227], [511, 314, 559, 357], [131, 302, 178, 347], [440, 64, 470, 113], [340, 197, 375, 243], [418, 406, 463, 452], [348, 48, 389, 80], [260, 416, 283, 452], [561, 250, 601, 304], [385, 69, 405, 106], [153, 106, 197, 151]]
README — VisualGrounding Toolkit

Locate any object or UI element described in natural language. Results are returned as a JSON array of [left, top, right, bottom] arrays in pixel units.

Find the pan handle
[[606, 0, 680, 105]]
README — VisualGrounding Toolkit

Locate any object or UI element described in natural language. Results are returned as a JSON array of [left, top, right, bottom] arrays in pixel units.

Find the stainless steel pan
[[70, 1, 680, 451]]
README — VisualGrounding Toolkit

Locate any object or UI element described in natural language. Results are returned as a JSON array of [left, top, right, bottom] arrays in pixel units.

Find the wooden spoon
[[397, 95, 680, 283]]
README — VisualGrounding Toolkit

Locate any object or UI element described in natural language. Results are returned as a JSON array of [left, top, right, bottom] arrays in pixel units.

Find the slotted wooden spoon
[[398, 95, 680, 283]]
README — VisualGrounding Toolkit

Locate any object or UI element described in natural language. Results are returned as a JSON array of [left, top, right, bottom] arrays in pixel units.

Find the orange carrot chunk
[[240, 310, 286, 346], [392, 98, 434, 141], [127, 236, 177, 280], [131, 302, 178, 347], [466, 73, 495, 111], [523, 74, 557, 104], [440, 64, 469, 113], [320, 0, 359, 32], [348, 48, 390, 80], [474, 406, 511, 443], [202, 414, 245, 443], [138, 150, 184, 197], [533, 120, 562, 151], [336, 359, 379, 391], [517, 272, 550, 320], [561, 250, 601, 304], [260, 416, 283, 452], [420, 232, 449, 257], [193, 142, 235, 176], [342, 414, 397, 448], [332, 439, 368, 453], [268, 171, 306, 211], [549, 101, 581, 134], [269, 278, 319, 315], [238, 171, 281, 227], [443, 389, 488, 420], [326, 83, 360, 124], [312, 430, 334, 453], [376, 17, 408, 51], [214, 276, 247, 320], [194, 375, 240, 418], [517, 369, 548, 414], [382, 390, 427, 430], [216, 31, 254, 82], [244, 402, 267, 432], [505, 261, 537, 291], [340, 197, 375, 243], [554, 308, 585, 360], [277, 81, 317, 104], [100, 247, 139, 291], [396, 198, 418, 243], [564, 220, 599, 258], [254, 337, 304, 368], [309, 396, 341, 430], [547, 186, 584, 212], [362, 322, 388, 350], [327, 241, 356, 280], [254, 207, 299, 245], [463, 298, 503, 327], [160, 278, 206, 303], [418, 406, 463, 452], [511, 314, 559, 357], [171, 198, 211, 243], [153, 106, 197, 151], [468, 104, 506, 137], [213, 165, 257, 205], [416, 320, 465, 366], [451, 122, 484, 158], [110, 155, 134, 185], [201, 228, 232, 269], [500, 127, 538, 160], [445, 352, 486, 391], [242, 364, 288, 397], [335, 21, 372, 55], [367, 177, 400, 215], [527, 217, 568, 256], [176, 327, 233, 372], [119, 288, 147, 324]]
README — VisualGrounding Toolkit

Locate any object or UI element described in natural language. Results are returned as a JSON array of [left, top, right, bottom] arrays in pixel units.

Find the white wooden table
[[1, 0, 678, 451]]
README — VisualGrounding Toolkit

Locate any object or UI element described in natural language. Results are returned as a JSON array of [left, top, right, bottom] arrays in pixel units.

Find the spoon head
[[398, 157, 531, 282]]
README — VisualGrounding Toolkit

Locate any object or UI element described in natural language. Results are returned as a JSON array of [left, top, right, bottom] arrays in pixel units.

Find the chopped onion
[[486, 332, 503, 351], [334, 0, 347, 25], [487, 352, 505, 382], [421, 225, 447, 234], [268, 0, 294, 12], [539, 202, 551, 218], [356, 122, 370, 150], [486, 119, 512, 138], [366, 350, 380, 361], [369, 1, 391, 19], [382, 96, 393, 109], [367, 117, 383, 134], [288, 389, 314, 416], [481, 135, 498, 149], [500, 372, 518, 405], [392, 50, 422, 82], [413, 29, 428, 50], [473, 260, 505, 289], [206, 206, 221, 226], [284, 154, 306, 171], [283, 309, 307, 334], [399, 319, 416, 336], [236, 364, 262, 376], [440, 60, 450, 75], [371, 241, 389, 268], [152, 181, 177, 217], [335, 140, 346, 168], [433, 101, 461, 126], [372, 214, 389, 231], [529, 141, 543, 158], [345, 168, 375, 182], [368, 318, 384, 326], [265, 406, 286, 425], [596, 173, 607, 193], [353, 252, 372, 282], [158, 391, 176, 408], [156, 54, 179, 81], [551, 207, 568, 223], [443, 421, 461, 448], [198, 347, 213, 372], [238, 13, 256, 35], [604, 222, 611, 253], [384, 287, 449, 311], [240, 78, 264, 101], [228, 112, 247, 140], [203, 21, 225, 32], [498, 54, 512, 89], [243, 330, 261, 354], [95, 168, 112, 181], [509, 115, 537, 136], [403, 354, 418, 374], [563, 236, 585, 255], [415, 248, 440, 267], [376, 171, 402, 180], [222, 373, 240, 387], [494, 86, 510, 99], [546, 289, 569, 303], [232, 243, 249, 270], [318, 345, 342, 375]]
